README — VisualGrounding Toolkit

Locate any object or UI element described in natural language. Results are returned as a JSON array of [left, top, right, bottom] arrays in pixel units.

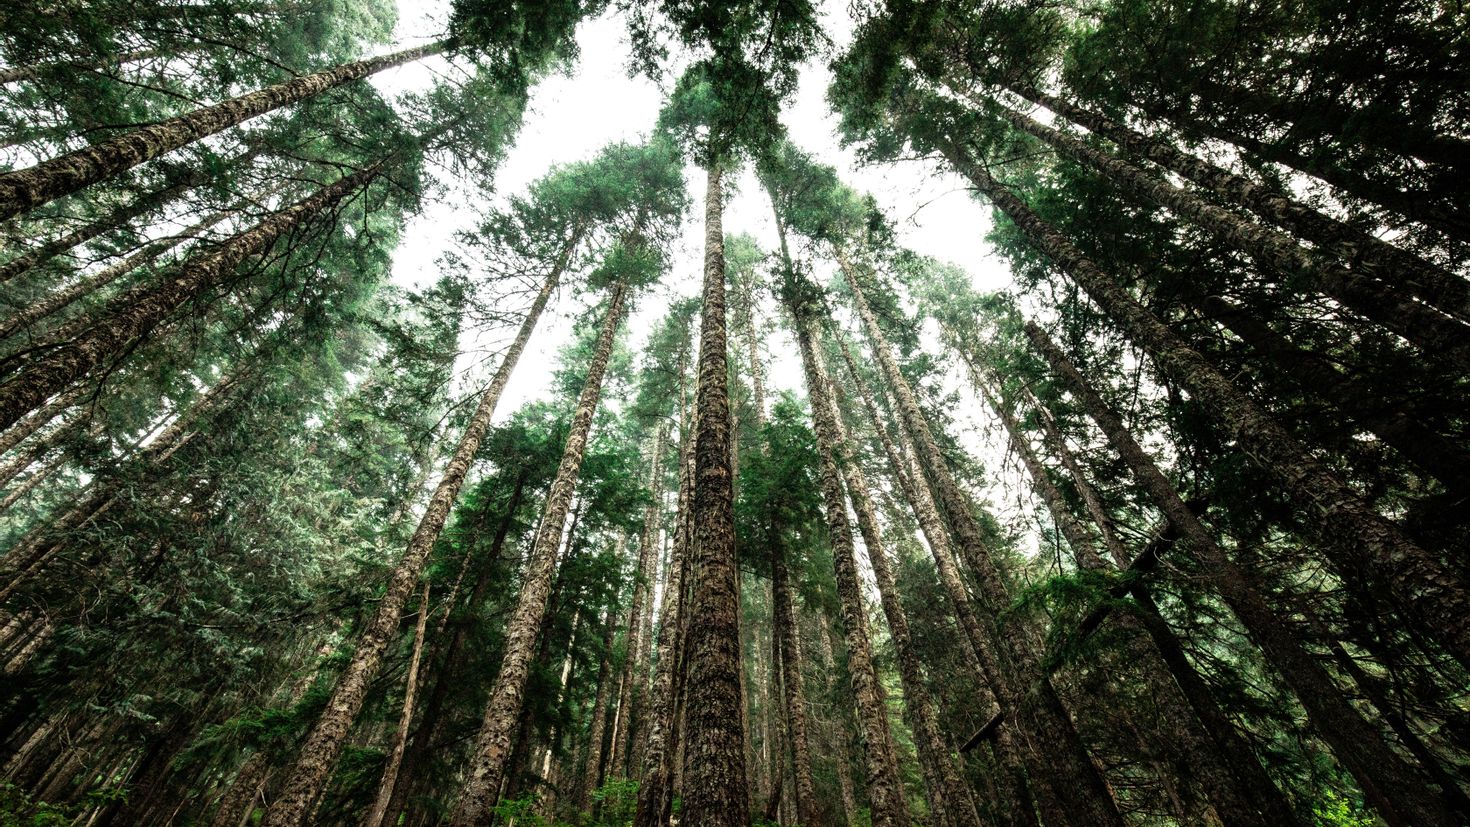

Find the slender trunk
[[1015, 376, 1299, 823], [1131, 99, 1470, 244], [362, 583, 431, 827], [678, 162, 750, 827], [1, 205, 236, 342], [973, 362, 1280, 827], [208, 751, 271, 827], [0, 383, 88, 457], [789, 307, 907, 827], [0, 361, 247, 600], [1025, 322, 1461, 827], [448, 279, 628, 826], [816, 340, 979, 827], [610, 423, 669, 775], [840, 254, 1122, 826], [993, 83, 1470, 324], [0, 167, 208, 284], [0, 42, 445, 221], [987, 98, 1470, 371], [1199, 295, 1470, 495], [940, 138, 1470, 669], [260, 244, 573, 827], [0, 47, 168, 86], [0, 411, 85, 490], [579, 607, 618, 809], [0, 160, 384, 433], [770, 531, 819, 826]]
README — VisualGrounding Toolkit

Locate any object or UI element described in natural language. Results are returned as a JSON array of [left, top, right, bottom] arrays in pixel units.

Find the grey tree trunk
[[448, 279, 628, 826], [0, 42, 444, 221], [677, 163, 751, 827], [939, 137, 1470, 670], [1025, 322, 1461, 827], [260, 239, 575, 827]]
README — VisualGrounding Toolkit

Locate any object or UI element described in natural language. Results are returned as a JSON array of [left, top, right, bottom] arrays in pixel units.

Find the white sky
[[370, 2, 1049, 560]]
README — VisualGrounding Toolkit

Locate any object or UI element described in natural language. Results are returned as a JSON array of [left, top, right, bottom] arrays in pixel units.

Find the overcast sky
[[369, 2, 1047, 555]]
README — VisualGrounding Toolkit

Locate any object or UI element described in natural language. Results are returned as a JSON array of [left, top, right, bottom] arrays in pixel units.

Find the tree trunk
[[0, 160, 384, 433], [819, 342, 980, 827], [677, 162, 750, 827], [789, 307, 907, 827], [1199, 295, 1470, 495], [0, 42, 445, 221], [993, 82, 1470, 323], [362, 582, 432, 827], [987, 98, 1470, 371], [770, 528, 820, 827], [448, 279, 628, 826], [579, 607, 619, 810], [259, 242, 574, 827], [633, 400, 696, 827], [609, 422, 669, 776], [0, 382, 87, 457], [1025, 322, 1461, 827], [972, 361, 1281, 827], [840, 253, 1123, 827], [1, 205, 236, 343], [0, 47, 168, 86], [940, 138, 1470, 670]]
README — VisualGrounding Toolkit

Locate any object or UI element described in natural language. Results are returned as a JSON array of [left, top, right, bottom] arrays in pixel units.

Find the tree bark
[[633, 400, 697, 827], [1, 205, 235, 343], [789, 304, 908, 827], [609, 422, 669, 776], [579, 607, 619, 810], [677, 162, 751, 827], [260, 242, 573, 827], [0, 42, 445, 221], [840, 252, 1124, 827], [0, 160, 383, 433], [448, 279, 627, 825], [991, 82, 1470, 324], [1199, 295, 1470, 495], [940, 137, 1470, 670], [972, 360, 1283, 827], [987, 98, 1470, 372], [1025, 322, 1462, 827], [821, 341, 981, 827], [362, 582, 431, 827]]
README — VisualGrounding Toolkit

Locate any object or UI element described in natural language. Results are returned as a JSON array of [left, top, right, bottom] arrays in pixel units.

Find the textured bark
[[1017, 378, 1299, 824], [633, 406, 697, 827], [989, 99, 1470, 371], [0, 42, 444, 221], [973, 363, 1279, 827], [0, 361, 246, 601], [840, 254, 1123, 827], [1128, 99, 1470, 245], [609, 423, 669, 776], [1, 205, 235, 342], [1026, 323, 1461, 827], [260, 245, 572, 827], [0, 383, 88, 457], [362, 583, 432, 827], [208, 750, 270, 827], [678, 163, 750, 827], [0, 170, 203, 284], [942, 138, 1470, 669], [789, 308, 908, 827], [822, 344, 980, 827], [1200, 295, 1470, 494], [0, 160, 382, 434], [770, 528, 819, 827], [579, 607, 619, 810], [0, 411, 85, 490], [0, 47, 167, 86], [993, 83, 1470, 324], [448, 279, 627, 826]]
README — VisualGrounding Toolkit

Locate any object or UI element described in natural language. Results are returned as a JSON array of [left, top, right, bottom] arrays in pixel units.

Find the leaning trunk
[[260, 241, 574, 827], [448, 279, 628, 826], [0, 42, 444, 221]]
